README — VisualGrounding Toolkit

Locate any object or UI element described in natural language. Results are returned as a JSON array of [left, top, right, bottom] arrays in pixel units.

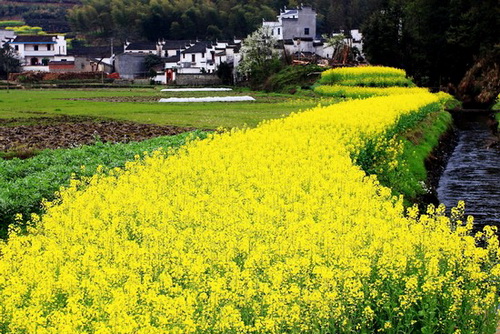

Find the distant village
[[0, 6, 363, 85]]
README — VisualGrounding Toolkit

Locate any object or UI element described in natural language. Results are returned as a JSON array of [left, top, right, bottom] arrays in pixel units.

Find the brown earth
[[0, 116, 197, 158]]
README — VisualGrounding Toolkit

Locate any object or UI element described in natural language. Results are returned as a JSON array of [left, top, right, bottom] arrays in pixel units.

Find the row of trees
[[361, 0, 499, 105], [67, 0, 381, 42]]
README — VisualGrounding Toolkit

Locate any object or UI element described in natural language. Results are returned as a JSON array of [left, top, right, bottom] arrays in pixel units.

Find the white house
[[261, 6, 363, 60], [162, 40, 193, 58], [10, 35, 73, 72], [165, 40, 241, 73], [316, 30, 364, 60], [263, 6, 318, 54], [124, 41, 163, 55], [178, 41, 216, 74]]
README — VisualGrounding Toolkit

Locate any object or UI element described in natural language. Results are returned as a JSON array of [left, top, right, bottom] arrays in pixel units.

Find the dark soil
[[0, 116, 197, 159]]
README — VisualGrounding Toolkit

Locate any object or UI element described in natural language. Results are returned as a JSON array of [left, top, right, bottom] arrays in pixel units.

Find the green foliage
[[0, 131, 207, 238], [355, 106, 453, 205], [144, 54, 162, 72], [0, 20, 24, 28], [68, 0, 278, 41], [238, 26, 284, 89], [264, 64, 324, 92], [5, 24, 45, 35], [0, 45, 20, 78], [216, 62, 233, 85], [362, 0, 500, 88]]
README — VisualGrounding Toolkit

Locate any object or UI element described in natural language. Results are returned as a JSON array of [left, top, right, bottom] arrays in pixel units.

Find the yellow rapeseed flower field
[[0, 69, 499, 333], [314, 85, 428, 99], [319, 66, 415, 87]]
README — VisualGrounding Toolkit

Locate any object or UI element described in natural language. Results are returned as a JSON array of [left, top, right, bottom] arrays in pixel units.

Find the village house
[[263, 5, 318, 55], [66, 46, 114, 73], [162, 40, 193, 58], [123, 41, 163, 55], [262, 6, 363, 61], [154, 39, 241, 84], [9, 35, 74, 72]]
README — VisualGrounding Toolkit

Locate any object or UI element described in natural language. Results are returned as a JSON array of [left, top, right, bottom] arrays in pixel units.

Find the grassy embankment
[[315, 67, 455, 205], [494, 97, 500, 131]]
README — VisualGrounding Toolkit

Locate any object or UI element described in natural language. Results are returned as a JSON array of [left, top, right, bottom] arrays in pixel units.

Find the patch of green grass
[[387, 111, 452, 205], [494, 97, 499, 130], [0, 88, 339, 129]]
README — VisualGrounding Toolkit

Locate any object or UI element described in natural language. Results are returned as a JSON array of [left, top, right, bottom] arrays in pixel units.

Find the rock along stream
[[437, 113, 500, 229]]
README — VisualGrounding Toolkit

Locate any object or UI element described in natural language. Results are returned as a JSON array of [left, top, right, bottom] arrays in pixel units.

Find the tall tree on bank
[[362, 0, 500, 105], [238, 26, 283, 88], [0, 45, 20, 79]]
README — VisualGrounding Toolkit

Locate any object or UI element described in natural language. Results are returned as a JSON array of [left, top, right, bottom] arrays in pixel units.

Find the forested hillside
[[0, 0, 80, 33], [66, 0, 381, 41]]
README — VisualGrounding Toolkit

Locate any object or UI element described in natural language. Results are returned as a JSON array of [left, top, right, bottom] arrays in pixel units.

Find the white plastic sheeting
[[158, 96, 256, 103], [160, 88, 233, 92]]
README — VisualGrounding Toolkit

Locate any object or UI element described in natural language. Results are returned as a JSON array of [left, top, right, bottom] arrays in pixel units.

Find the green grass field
[[0, 88, 337, 129]]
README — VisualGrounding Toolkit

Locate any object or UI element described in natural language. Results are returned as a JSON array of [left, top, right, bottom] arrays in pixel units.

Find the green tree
[[238, 26, 284, 88], [0, 45, 20, 79], [362, 1, 404, 69], [144, 54, 162, 72], [362, 0, 499, 93]]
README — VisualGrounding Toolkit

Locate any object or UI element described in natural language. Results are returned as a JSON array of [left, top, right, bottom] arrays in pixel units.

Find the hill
[[0, 0, 80, 33]]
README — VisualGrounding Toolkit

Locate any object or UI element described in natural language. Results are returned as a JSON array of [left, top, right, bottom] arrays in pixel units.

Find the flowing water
[[437, 113, 500, 229]]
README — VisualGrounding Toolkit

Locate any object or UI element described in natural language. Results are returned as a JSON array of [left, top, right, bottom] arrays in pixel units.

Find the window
[[277, 28, 281, 35], [201, 52, 205, 58], [14, 45, 18, 51], [191, 54, 195, 62], [47, 44, 51, 50], [34, 45, 39, 51], [304, 28, 310, 35]]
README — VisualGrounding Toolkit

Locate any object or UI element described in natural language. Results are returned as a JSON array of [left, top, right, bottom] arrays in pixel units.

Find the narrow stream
[[437, 113, 500, 229]]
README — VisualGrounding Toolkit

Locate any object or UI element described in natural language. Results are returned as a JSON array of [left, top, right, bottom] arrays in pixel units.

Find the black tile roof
[[182, 41, 211, 54], [68, 46, 113, 58], [125, 42, 157, 50], [164, 55, 180, 62], [163, 40, 192, 50], [12, 35, 56, 43]]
